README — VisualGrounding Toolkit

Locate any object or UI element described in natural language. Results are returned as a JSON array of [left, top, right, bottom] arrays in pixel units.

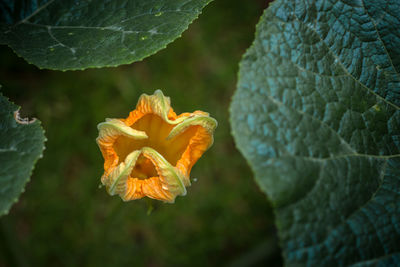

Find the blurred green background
[[0, 0, 281, 266]]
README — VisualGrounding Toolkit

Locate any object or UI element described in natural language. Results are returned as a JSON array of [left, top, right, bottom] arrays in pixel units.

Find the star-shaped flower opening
[[97, 90, 217, 203]]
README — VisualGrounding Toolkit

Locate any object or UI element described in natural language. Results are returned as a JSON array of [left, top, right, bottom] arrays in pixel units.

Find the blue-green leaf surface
[[0, 92, 46, 216], [230, 0, 400, 265], [0, 0, 211, 70]]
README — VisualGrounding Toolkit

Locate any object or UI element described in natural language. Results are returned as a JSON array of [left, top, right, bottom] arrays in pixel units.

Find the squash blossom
[[96, 90, 217, 203]]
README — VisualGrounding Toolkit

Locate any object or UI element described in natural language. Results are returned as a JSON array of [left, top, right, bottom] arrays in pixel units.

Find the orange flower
[[96, 90, 217, 203]]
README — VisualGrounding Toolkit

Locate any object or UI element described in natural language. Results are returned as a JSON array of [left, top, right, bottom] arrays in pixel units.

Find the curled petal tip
[[97, 119, 148, 143]]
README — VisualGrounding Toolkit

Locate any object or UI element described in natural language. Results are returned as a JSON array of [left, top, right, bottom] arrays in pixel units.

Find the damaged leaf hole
[[14, 109, 36, 125]]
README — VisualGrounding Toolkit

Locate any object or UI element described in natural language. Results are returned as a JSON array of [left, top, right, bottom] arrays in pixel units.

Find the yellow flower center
[[113, 114, 199, 179]]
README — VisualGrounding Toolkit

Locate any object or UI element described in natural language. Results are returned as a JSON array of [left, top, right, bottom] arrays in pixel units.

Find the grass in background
[[0, 0, 281, 266]]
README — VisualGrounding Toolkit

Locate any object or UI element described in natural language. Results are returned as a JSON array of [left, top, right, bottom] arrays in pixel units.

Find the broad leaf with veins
[[0, 92, 46, 216], [0, 0, 212, 70], [231, 0, 400, 265]]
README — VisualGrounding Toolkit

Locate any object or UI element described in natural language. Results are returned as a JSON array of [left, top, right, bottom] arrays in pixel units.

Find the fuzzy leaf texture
[[0, 92, 45, 216], [0, 0, 211, 70], [230, 0, 400, 266]]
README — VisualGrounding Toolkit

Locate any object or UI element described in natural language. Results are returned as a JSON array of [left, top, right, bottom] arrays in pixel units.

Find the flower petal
[[97, 118, 148, 140], [101, 146, 186, 203], [142, 147, 186, 198], [125, 90, 175, 125], [102, 150, 141, 196], [122, 147, 186, 203], [168, 116, 217, 185], [97, 119, 147, 173], [167, 116, 217, 140]]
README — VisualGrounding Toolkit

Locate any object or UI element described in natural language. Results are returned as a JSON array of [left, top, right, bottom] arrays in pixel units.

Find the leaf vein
[[263, 91, 357, 154], [361, 0, 400, 80], [268, 16, 399, 110], [15, 0, 56, 26]]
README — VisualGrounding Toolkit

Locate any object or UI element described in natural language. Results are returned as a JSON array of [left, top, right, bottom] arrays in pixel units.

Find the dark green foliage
[[0, 92, 45, 216], [231, 0, 400, 265], [0, 0, 211, 70]]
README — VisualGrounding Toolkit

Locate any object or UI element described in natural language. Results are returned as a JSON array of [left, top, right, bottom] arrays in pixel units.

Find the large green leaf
[[231, 0, 400, 265], [0, 0, 211, 70], [0, 92, 46, 216]]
